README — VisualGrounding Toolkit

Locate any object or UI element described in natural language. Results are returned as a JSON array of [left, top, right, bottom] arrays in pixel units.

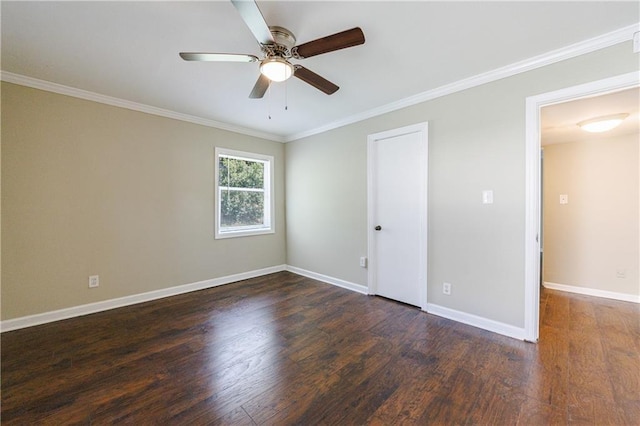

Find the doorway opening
[[540, 88, 639, 300], [524, 71, 639, 342]]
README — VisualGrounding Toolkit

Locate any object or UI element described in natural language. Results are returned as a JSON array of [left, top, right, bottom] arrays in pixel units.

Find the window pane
[[218, 157, 264, 189], [220, 190, 265, 228], [215, 148, 273, 239]]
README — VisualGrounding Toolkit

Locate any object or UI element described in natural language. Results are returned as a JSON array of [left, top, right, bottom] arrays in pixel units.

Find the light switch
[[559, 194, 568, 205], [482, 190, 493, 204]]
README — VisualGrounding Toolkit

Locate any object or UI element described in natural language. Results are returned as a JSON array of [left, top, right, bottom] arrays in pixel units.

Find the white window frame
[[214, 147, 274, 239]]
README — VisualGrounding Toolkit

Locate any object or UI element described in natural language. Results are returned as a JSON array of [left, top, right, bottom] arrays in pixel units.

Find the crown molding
[[2, 23, 638, 144], [284, 22, 640, 142], [0, 71, 286, 143]]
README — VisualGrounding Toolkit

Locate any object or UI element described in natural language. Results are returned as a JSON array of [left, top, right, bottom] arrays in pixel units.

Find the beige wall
[[3, 42, 639, 326], [543, 133, 639, 296], [1, 82, 286, 320], [285, 42, 639, 328]]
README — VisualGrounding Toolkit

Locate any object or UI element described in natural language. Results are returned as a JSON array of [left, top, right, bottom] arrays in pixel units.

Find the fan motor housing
[[268, 26, 296, 49]]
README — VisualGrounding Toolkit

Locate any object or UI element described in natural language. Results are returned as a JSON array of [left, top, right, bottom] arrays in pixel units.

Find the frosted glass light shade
[[578, 113, 629, 133], [260, 57, 293, 82]]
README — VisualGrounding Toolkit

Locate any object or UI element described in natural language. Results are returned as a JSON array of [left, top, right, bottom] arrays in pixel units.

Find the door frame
[[367, 122, 429, 310], [524, 71, 639, 342]]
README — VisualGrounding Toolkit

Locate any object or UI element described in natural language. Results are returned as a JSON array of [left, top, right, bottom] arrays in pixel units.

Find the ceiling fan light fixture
[[577, 113, 629, 133], [260, 57, 293, 82]]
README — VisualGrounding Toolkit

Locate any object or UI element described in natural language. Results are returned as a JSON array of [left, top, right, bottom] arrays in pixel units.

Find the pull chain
[[267, 84, 272, 120], [285, 79, 288, 111], [265, 81, 292, 119]]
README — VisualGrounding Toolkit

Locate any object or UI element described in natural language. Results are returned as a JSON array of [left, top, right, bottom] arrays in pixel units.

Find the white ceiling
[[2, 1, 639, 141], [541, 87, 640, 146]]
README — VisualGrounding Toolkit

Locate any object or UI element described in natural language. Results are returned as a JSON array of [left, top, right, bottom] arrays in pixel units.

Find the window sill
[[214, 228, 275, 240]]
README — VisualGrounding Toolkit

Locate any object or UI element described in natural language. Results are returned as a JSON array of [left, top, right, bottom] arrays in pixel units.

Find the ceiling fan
[[180, 0, 365, 99]]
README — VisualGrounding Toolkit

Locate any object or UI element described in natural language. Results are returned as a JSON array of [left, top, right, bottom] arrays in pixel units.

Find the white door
[[367, 123, 428, 308]]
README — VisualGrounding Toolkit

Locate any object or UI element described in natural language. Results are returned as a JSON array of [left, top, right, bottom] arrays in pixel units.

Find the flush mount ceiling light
[[577, 113, 629, 133], [260, 56, 294, 82]]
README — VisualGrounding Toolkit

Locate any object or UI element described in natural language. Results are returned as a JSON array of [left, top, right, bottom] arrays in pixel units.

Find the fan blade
[[230, 0, 275, 45], [179, 52, 259, 62], [249, 74, 270, 98], [294, 66, 339, 95], [293, 27, 365, 59]]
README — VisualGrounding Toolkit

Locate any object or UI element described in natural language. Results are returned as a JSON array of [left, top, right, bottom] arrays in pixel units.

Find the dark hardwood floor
[[2, 271, 639, 424]]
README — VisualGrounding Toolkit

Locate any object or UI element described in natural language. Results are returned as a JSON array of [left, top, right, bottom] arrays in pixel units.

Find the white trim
[[0, 71, 285, 143], [214, 147, 275, 239], [425, 303, 527, 341], [286, 23, 640, 142], [285, 265, 368, 295], [543, 282, 640, 304], [1, 262, 536, 341], [2, 24, 637, 144], [524, 96, 542, 343], [367, 122, 429, 310], [0, 265, 286, 333], [524, 71, 640, 343]]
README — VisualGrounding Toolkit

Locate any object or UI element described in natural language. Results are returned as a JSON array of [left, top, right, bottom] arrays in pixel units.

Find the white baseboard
[[285, 265, 369, 295], [286, 266, 529, 341], [0, 265, 286, 333], [425, 303, 527, 341], [1, 263, 535, 342], [543, 281, 640, 303]]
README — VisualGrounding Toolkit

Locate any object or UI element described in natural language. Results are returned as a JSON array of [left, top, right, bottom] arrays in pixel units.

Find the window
[[215, 147, 274, 239]]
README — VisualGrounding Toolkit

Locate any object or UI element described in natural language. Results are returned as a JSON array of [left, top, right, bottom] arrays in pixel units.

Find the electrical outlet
[[359, 257, 367, 268], [616, 269, 627, 279], [89, 275, 99, 288], [443, 282, 451, 295]]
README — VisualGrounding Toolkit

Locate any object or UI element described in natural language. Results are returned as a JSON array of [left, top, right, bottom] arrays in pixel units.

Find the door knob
[[375, 225, 382, 231]]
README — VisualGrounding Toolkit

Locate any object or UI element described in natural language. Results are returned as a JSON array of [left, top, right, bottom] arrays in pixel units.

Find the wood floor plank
[[416, 367, 484, 424], [364, 352, 449, 424], [568, 296, 599, 332], [468, 374, 527, 425], [603, 347, 640, 404], [595, 301, 640, 354], [240, 369, 343, 424], [567, 394, 629, 425], [542, 289, 571, 329], [517, 396, 568, 425], [2, 272, 638, 424], [524, 325, 570, 407], [171, 401, 257, 425], [567, 329, 616, 403]]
